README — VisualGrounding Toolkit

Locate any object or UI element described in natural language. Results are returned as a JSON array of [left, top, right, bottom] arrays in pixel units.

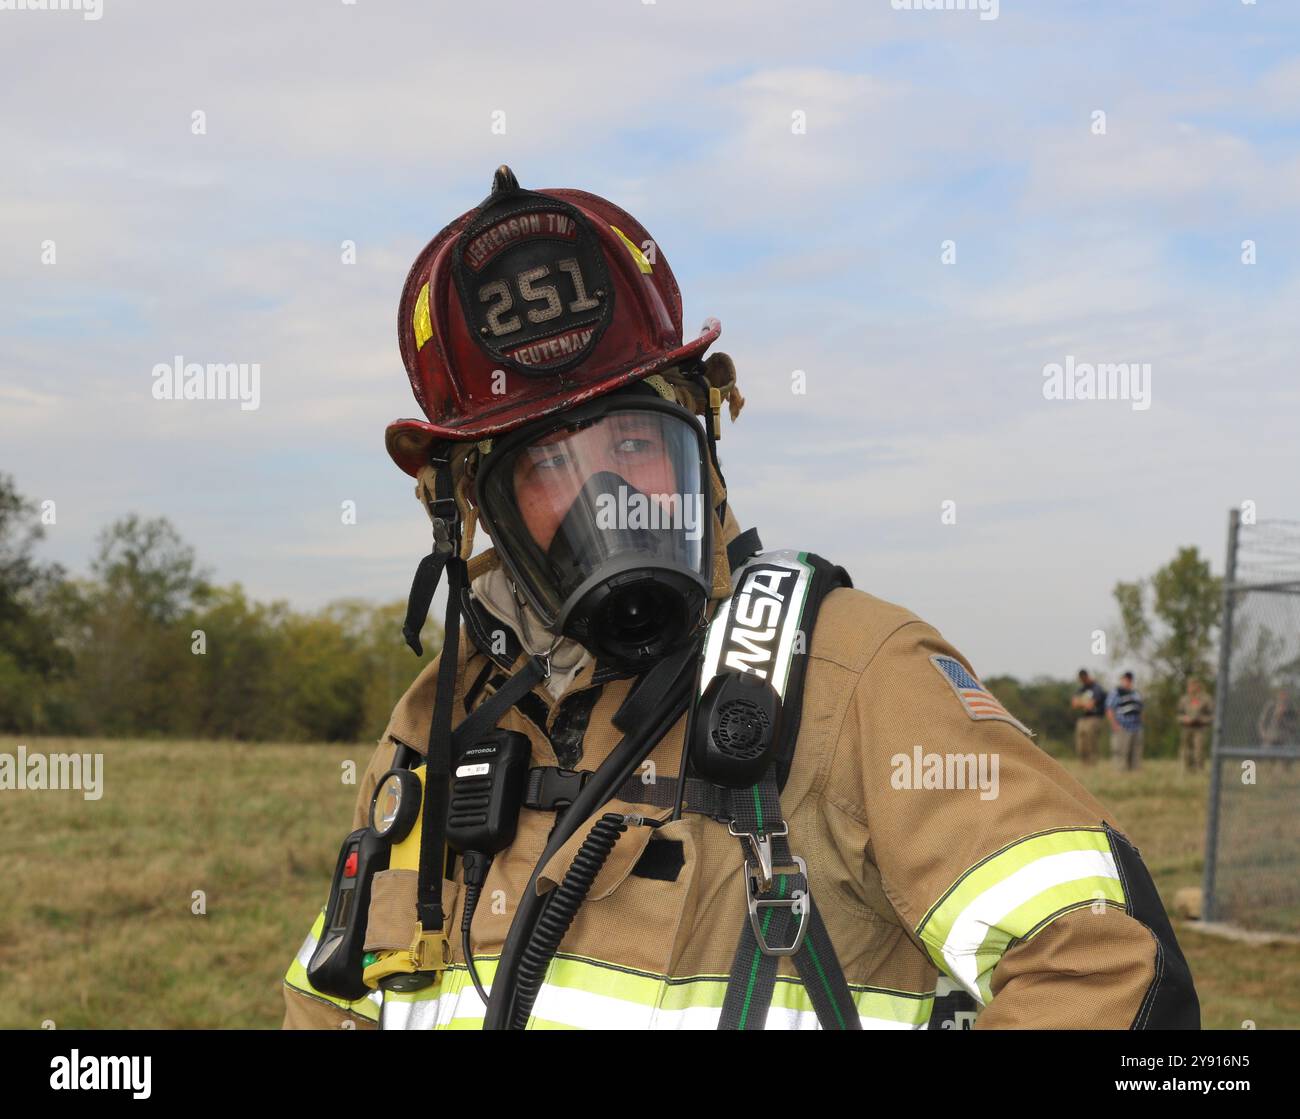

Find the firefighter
[[281, 167, 1199, 1030]]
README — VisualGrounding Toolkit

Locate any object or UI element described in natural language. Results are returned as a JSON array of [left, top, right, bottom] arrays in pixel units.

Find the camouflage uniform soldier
[[1176, 679, 1213, 773], [1258, 688, 1298, 771]]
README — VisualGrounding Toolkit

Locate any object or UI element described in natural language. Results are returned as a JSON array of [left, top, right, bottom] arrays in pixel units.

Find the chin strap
[[403, 455, 460, 656], [395, 452, 468, 950], [416, 549, 463, 942]]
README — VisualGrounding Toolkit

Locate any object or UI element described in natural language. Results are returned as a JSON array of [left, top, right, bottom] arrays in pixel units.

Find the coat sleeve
[[280, 737, 399, 1030], [835, 617, 1199, 1029]]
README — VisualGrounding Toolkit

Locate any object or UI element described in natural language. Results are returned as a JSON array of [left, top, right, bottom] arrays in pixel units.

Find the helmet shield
[[475, 396, 712, 669]]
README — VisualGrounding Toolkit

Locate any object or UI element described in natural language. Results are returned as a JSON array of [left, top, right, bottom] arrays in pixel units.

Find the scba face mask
[[474, 393, 713, 671]]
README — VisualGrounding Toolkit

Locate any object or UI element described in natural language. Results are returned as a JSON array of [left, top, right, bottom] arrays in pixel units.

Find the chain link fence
[[1203, 513, 1300, 933]]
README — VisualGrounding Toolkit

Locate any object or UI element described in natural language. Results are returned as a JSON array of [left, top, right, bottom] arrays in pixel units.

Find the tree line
[[1, 471, 1225, 750], [987, 544, 1223, 758], [0, 474, 435, 742]]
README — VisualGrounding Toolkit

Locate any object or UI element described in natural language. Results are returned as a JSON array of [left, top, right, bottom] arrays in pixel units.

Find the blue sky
[[3, 0, 1298, 680]]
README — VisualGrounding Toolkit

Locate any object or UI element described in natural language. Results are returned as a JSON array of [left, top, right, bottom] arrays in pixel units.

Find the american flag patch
[[929, 655, 1033, 738]]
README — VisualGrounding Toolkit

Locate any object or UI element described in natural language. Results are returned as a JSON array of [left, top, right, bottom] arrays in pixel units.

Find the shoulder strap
[[716, 770, 860, 1031], [692, 546, 859, 1030], [698, 549, 849, 791]]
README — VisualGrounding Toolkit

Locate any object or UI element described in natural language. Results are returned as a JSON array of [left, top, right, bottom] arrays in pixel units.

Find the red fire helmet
[[385, 166, 721, 476]]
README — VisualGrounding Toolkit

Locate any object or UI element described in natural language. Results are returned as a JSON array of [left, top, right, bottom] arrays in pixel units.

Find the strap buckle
[[525, 766, 592, 811], [408, 927, 452, 973], [728, 820, 788, 893], [429, 504, 459, 553], [743, 852, 809, 957], [706, 384, 723, 439]]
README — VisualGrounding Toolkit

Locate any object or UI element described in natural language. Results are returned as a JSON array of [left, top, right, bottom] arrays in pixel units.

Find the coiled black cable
[[509, 813, 632, 1030], [483, 639, 698, 1029]]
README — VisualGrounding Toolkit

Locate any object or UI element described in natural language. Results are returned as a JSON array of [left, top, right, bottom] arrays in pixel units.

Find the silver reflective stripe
[[531, 982, 653, 1029], [378, 963, 931, 1031], [295, 929, 317, 970], [381, 989, 458, 1030]]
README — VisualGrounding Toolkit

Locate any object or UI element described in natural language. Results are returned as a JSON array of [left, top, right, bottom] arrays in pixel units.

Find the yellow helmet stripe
[[610, 225, 653, 274]]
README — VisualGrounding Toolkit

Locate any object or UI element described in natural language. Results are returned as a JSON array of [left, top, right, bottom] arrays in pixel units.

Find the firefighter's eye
[[522, 447, 571, 474], [613, 437, 655, 457]]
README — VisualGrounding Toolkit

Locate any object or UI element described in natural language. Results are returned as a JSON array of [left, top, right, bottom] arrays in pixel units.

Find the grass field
[[2, 736, 1297, 1029]]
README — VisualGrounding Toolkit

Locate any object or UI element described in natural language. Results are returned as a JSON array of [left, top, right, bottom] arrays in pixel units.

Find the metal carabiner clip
[[728, 820, 788, 894], [743, 851, 809, 957]]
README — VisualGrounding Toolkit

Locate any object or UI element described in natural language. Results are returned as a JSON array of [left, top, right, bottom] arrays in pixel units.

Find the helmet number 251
[[479, 259, 600, 338]]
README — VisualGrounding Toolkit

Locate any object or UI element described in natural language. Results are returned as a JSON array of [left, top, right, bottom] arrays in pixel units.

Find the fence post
[[1202, 507, 1240, 923]]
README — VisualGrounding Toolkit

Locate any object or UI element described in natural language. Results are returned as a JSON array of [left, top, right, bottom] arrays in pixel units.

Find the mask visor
[[476, 402, 712, 667]]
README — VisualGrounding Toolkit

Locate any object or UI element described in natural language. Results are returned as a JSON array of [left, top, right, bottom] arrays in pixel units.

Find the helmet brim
[[384, 317, 720, 477]]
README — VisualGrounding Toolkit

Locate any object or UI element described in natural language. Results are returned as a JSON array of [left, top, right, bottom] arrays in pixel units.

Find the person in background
[[1071, 668, 1107, 765], [1176, 678, 1213, 774], [1107, 671, 1145, 772], [1258, 687, 1298, 770]]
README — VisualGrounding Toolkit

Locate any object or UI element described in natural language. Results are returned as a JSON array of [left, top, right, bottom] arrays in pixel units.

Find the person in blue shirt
[[1107, 671, 1145, 772]]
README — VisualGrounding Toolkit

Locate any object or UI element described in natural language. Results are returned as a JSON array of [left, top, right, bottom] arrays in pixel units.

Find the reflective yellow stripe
[[412, 281, 434, 350], [916, 828, 1124, 1005], [610, 225, 653, 273], [379, 953, 933, 1030], [283, 910, 382, 1022]]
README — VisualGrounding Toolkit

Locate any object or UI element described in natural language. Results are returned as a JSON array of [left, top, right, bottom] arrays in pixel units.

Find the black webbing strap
[[516, 768, 718, 814], [726, 527, 762, 570], [613, 772, 719, 812], [402, 461, 458, 656], [613, 641, 698, 734], [717, 772, 860, 1030], [450, 653, 547, 753], [402, 551, 446, 656], [416, 552, 464, 932], [774, 553, 850, 790]]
